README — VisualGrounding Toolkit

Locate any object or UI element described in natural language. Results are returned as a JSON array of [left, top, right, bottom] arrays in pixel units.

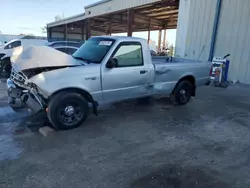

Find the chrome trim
[[10, 68, 27, 86], [9, 68, 44, 109]]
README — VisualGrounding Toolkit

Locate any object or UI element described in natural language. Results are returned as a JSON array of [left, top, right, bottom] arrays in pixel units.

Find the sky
[[1, 0, 176, 45]]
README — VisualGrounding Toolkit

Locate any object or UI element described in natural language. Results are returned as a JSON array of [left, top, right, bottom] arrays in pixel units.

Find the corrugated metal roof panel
[[85, 0, 112, 9], [47, 13, 86, 28], [85, 0, 160, 18]]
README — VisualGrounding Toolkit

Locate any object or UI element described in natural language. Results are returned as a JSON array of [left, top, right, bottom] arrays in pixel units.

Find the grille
[[10, 69, 27, 85]]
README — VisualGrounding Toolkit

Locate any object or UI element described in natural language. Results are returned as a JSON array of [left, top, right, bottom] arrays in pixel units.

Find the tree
[[41, 14, 63, 34], [54, 15, 63, 21], [41, 26, 47, 34]]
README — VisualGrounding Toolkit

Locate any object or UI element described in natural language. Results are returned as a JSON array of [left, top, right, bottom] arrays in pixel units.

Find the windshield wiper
[[73, 56, 91, 64]]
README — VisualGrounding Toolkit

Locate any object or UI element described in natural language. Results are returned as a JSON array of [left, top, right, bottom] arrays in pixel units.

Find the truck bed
[[152, 56, 203, 64], [151, 56, 211, 94]]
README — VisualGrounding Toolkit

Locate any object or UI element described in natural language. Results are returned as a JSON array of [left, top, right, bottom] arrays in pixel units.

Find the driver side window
[[112, 42, 143, 67]]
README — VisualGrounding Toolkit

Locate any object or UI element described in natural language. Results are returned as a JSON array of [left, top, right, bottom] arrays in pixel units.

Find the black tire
[[205, 80, 211, 86], [47, 92, 89, 130], [221, 82, 228, 88], [172, 80, 194, 105], [137, 96, 152, 105]]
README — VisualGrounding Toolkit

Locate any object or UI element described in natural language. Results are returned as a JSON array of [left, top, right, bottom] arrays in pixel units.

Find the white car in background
[[0, 39, 80, 75], [0, 39, 48, 59], [0, 39, 48, 74]]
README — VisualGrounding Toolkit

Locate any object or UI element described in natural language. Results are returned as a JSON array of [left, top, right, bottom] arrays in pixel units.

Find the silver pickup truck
[[7, 36, 211, 130]]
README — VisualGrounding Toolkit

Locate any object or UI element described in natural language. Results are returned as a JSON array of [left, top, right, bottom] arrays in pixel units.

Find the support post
[[147, 19, 151, 43], [106, 17, 112, 35], [47, 27, 52, 42], [82, 25, 85, 40], [109, 20, 112, 36], [85, 19, 91, 40], [64, 24, 68, 41], [127, 9, 134, 36], [158, 29, 162, 51], [163, 29, 167, 50]]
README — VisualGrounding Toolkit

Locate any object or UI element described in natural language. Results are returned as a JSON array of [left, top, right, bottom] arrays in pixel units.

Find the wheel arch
[[49, 87, 95, 103], [172, 75, 196, 96]]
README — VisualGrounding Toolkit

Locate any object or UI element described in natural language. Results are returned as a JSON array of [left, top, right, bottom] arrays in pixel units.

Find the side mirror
[[106, 58, 118, 68]]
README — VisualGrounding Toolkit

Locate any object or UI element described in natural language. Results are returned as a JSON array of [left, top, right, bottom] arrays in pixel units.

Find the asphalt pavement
[[1, 82, 250, 188]]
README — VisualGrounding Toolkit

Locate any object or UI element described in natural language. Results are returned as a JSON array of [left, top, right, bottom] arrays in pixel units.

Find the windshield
[[72, 37, 115, 63]]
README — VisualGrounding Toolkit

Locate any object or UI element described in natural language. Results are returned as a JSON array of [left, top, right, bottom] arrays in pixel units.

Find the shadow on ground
[[131, 164, 228, 188]]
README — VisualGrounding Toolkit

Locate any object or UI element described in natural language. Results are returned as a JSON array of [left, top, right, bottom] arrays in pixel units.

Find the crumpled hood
[[12, 46, 81, 71]]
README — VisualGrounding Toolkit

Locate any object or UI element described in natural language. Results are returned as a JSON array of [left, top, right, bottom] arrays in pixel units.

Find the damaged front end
[[7, 68, 48, 113], [8, 64, 76, 113], [7, 45, 83, 113]]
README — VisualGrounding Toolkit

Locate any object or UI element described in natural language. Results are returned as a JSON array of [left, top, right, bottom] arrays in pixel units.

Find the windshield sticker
[[99, 41, 112, 46]]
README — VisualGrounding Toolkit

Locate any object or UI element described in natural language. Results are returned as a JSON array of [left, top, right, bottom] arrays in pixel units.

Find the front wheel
[[172, 80, 194, 105], [47, 92, 89, 130]]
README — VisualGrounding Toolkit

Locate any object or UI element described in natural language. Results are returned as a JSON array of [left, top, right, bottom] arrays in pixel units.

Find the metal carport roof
[[47, 0, 179, 43]]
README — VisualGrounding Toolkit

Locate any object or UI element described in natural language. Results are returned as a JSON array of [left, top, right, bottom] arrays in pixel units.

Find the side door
[[102, 41, 153, 103]]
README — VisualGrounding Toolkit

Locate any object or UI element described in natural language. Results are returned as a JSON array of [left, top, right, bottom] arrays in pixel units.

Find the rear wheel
[[47, 92, 89, 130], [172, 80, 194, 105]]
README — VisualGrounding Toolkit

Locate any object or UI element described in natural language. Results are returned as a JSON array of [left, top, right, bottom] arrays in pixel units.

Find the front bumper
[[7, 78, 43, 113]]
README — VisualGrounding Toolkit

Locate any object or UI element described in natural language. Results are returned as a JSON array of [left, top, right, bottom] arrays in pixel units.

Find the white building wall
[[186, 0, 216, 61], [175, 0, 191, 58], [214, 0, 250, 83], [176, 0, 250, 83], [175, 0, 216, 60]]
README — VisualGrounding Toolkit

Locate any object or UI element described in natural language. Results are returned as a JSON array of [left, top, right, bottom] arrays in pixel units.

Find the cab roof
[[91, 36, 147, 43]]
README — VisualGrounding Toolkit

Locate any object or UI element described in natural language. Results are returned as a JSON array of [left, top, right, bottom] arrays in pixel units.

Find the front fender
[[27, 68, 102, 102], [178, 72, 195, 82], [28, 73, 90, 97]]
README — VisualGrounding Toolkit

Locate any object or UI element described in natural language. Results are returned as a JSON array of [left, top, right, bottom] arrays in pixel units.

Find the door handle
[[140, 70, 147, 74]]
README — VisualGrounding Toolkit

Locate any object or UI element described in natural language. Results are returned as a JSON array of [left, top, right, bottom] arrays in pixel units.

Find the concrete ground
[[1, 81, 250, 188]]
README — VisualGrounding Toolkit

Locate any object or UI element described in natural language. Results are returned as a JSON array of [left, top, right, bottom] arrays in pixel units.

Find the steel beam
[[47, 27, 52, 41], [85, 18, 91, 40], [158, 29, 162, 51], [163, 29, 167, 49], [82, 25, 85, 40], [127, 9, 134, 36], [64, 24, 68, 41], [148, 19, 151, 43]]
